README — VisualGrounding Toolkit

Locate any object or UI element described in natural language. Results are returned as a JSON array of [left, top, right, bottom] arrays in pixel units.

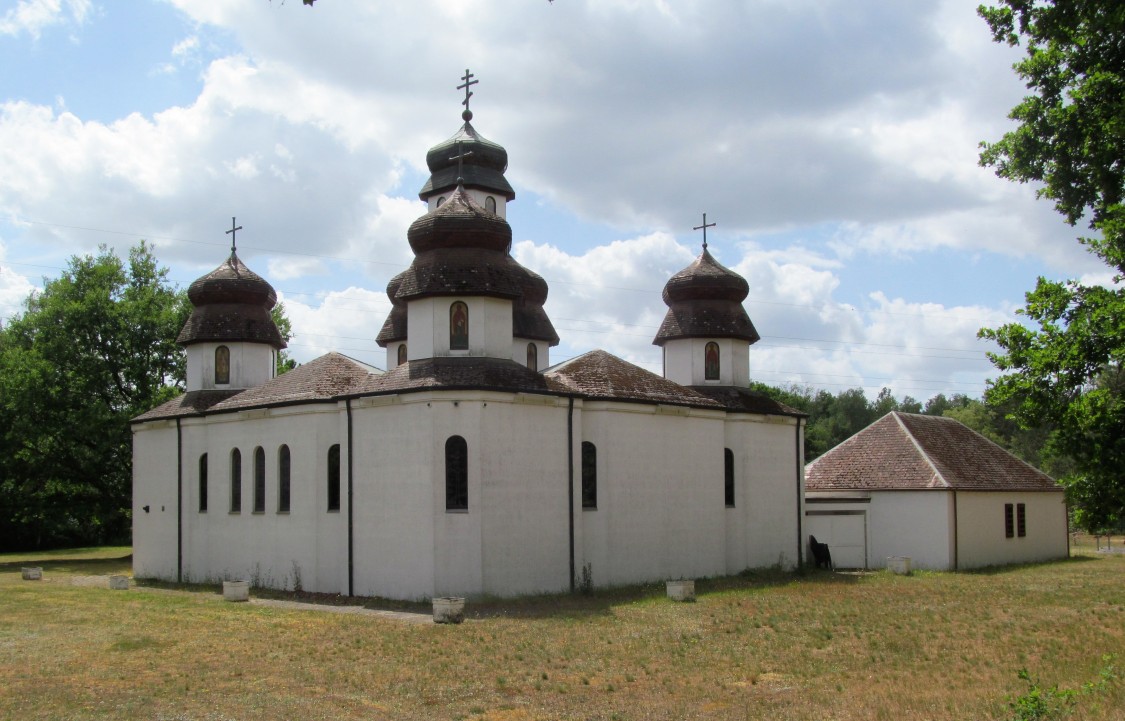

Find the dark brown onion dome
[[395, 246, 526, 300], [661, 248, 750, 304], [177, 252, 286, 348], [375, 269, 409, 346], [513, 265, 559, 345], [407, 186, 512, 255], [419, 121, 515, 201], [653, 248, 759, 346]]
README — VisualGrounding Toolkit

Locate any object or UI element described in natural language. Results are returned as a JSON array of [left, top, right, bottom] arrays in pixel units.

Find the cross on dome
[[693, 213, 716, 251], [450, 140, 474, 187], [226, 216, 243, 255], [457, 68, 478, 121]]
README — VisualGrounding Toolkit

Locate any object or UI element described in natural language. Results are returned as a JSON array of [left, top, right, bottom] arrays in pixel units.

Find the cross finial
[[693, 213, 716, 251], [226, 216, 243, 255], [457, 68, 478, 121], [450, 140, 473, 187]]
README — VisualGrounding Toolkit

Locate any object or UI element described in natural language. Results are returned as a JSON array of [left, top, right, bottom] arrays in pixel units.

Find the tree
[[977, 1, 1125, 531]]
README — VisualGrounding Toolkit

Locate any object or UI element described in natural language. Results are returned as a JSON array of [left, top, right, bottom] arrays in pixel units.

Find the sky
[[0, 0, 1108, 404]]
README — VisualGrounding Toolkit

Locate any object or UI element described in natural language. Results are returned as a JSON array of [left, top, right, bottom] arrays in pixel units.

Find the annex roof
[[805, 411, 1060, 492]]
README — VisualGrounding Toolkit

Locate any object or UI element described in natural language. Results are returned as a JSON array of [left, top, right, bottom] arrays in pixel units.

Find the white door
[[805, 511, 867, 569]]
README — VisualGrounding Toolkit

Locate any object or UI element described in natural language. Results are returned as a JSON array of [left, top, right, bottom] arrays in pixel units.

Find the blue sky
[[0, 0, 1109, 402]]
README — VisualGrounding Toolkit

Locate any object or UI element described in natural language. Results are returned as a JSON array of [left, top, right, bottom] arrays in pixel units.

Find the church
[[132, 82, 807, 600]]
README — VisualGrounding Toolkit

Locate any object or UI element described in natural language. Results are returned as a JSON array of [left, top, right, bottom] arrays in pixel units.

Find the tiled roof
[[689, 386, 806, 417], [132, 353, 378, 422], [545, 350, 725, 408], [805, 412, 1060, 492], [357, 356, 553, 395]]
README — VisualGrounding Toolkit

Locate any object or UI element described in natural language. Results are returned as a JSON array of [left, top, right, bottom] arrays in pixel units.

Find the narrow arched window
[[450, 301, 469, 351], [445, 436, 468, 511], [198, 453, 208, 513], [253, 446, 266, 513], [215, 345, 231, 385], [230, 448, 242, 513], [526, 342, 538, 371], [436, 196, 446, 208], [327, 444, 341, 512], [724, 448, 735, 507], [278, 445, 291, 513], [581, 441, 597, 509], [485, 196, 497, 213], [397, 344, 407, 366], [705, 342, 720, 381]]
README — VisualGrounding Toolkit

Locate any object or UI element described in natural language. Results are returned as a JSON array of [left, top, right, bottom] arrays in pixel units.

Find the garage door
[[805, 511, 867, 569]]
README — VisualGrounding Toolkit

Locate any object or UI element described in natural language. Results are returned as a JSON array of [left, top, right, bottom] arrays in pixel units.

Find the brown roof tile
[[357, 356, 554, 395], [545, 350, 724, 408], [805, 412, 1060, 492]]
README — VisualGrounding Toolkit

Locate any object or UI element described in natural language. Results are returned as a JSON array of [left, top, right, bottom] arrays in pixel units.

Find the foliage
[[977, 1, 1125, 531], [1006, 656, 1117, 721], [272, 301, 297, 374]]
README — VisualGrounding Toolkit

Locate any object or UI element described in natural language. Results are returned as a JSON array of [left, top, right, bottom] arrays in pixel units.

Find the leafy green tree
[[977, 0, 1125, 530], [0, 244, 189, 550]]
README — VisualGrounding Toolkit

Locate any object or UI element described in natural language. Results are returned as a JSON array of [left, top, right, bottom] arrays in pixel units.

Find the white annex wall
[[955, 491, 1068, 568], [132, 422, 180, 579]]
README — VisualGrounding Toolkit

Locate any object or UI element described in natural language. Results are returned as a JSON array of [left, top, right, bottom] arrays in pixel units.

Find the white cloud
[[0, 242, 36, 323], [280, 287, 389, 367], [0, 0, 90, 39]]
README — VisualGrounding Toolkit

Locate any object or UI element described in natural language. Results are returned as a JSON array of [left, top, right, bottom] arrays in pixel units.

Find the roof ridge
[[892, 411, 950, 489]]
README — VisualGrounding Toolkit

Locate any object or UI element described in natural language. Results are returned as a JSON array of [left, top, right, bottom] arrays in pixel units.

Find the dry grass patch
[[1, 548, 1122, 720]]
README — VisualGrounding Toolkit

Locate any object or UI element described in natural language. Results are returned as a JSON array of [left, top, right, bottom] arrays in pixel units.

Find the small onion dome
[[513, 265, 560, 346], [653, 248, 759, 346], [375, 269, 409, 346], [407, 185, 512, 255], [177, 252, 286, 348], [419, 121, 515, 201]]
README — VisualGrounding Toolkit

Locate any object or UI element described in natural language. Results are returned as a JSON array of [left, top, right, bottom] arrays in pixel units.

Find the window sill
[[277, 510, 290, 515], [725, 505, 736, 509], [229, 511, 241, 515], [446, 508, 469, 514], [327, 508, 341, 513], [582, 506, 597, 511]]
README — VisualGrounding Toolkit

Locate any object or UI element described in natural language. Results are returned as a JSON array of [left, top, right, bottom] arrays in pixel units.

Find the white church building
[[132, 91, 807, 600]]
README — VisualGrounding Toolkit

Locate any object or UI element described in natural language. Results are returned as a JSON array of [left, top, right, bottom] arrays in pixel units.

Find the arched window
[[526, 342, 538, 371], [581, 441, 597, 509], [436, 196, 446, 208], [724, 448, 735, 507], [445, 436, 468, 511], [278, 445, 291, 513], [397, 344, 407, 366], [253, 446, 266, 513], [230, 448, 242, 513], [450, 301, 469, 351], [198, 453, 208, 513], [485, 196, 497, 213], [327, 444, 341, 512], [215, 345, 230, 385], [705, 342, 720, 381]]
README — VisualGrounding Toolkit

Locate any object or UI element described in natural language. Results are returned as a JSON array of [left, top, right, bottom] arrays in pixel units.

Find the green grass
[[1, 540, 1122, 720]]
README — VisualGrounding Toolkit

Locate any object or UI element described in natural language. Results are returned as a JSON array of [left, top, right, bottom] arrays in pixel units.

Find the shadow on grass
[[961, 554, 1100, 576], [0, 553, 133, 576]]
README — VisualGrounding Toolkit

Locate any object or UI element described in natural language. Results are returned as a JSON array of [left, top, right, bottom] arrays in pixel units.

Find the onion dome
[[177, 252, 286, 348], [419, 120, 515, 202], [396, 186, 524, 300], [375, 269, 408, 346], [513, 265, 560, 346], [653, 248, 759, 346]]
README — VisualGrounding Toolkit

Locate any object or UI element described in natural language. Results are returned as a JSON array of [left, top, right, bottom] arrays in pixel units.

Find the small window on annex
[[485, 196, 497, 213], [215, 345, 231, 385], [724, 448, 735, 507], [1017, 503, 1027, 537], [253, 447, 266, 513], [1004, 503, 1015, 538], [198, 453, 208, 512], [278, 445, 291, 513], [436, 196, 446, 208], [450, 301, 469, 351], [327, 444, 341, 512], [445, 435, 468, 511], [526, 342, 538, 371], [705, 342, 720, 381], [397, 344, 407, 366], [581, 441, 597, 509], [230, 448, 242, 513]]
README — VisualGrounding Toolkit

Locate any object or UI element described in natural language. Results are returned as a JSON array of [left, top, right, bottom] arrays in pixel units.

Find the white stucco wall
[[512, 338, 548, 370], [407, 296, 513, 360], [660, 337, 750, 387], [185, 341, 276, 391], [427, 188, 507, 217], [955, 491, 1068, 568]]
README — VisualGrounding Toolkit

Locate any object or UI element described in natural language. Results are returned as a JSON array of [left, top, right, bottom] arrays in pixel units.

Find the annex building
[[132, 89, 806, 600]]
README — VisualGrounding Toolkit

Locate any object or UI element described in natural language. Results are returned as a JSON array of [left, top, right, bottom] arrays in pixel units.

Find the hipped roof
[[805, 411, 1061, 492]]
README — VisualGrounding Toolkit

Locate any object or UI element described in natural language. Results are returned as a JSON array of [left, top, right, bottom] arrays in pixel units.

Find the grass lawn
[[1, 539, 1122, 721]]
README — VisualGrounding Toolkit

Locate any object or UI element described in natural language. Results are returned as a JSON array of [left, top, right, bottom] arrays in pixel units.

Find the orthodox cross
[[457, 68, 478, 120], [450, 140, 473, 185], [226, 216, 243, 254], [693, 213, 716, 251]]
